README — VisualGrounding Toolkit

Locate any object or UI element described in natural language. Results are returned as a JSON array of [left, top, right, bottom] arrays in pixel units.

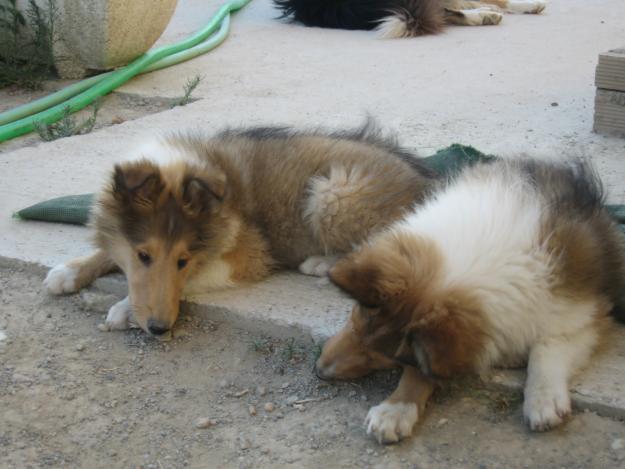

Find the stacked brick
[[594, 48, 625, 138]]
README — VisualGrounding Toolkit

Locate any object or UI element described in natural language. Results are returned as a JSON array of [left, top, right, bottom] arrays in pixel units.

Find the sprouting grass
[[35, 99, 101, 141], [0, 0, 58, 89], [250, 336, 274, 354], [170, 75, 203, 108]]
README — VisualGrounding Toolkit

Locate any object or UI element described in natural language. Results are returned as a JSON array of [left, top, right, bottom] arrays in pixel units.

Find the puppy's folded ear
[[331, 246, 414, 307], [182, 171, 226, 217], [329, 254, 383, 308], [113, 161, 163, 207]]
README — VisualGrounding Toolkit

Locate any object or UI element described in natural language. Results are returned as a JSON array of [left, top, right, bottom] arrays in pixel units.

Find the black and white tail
[[273, 0, 445, 38]]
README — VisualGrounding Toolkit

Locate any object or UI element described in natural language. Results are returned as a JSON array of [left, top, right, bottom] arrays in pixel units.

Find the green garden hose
[[0, 0, 250, 142], [0, 15, 231, 127]]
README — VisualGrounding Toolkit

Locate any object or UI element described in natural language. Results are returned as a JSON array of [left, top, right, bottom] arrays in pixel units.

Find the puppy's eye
[[177, 258, 188, 270], [138, 251, 151, 266]]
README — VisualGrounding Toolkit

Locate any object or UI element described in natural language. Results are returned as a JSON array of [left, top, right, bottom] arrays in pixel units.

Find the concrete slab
[[1, 0, 625, 420]]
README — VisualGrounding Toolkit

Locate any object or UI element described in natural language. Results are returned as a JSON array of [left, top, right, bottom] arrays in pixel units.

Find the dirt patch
[[0, 82, 187, 153], [1, 259, 624, 469]]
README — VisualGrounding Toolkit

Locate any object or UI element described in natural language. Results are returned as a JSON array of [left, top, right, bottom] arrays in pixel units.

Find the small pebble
[[286, 395, 299, 405], [281, 382, 290, 390], [75, 343, 85, 352], [195, 417, 216, 429], [612, 439, 624, 451], [257, 386, 267, 396], [437, 418, 449, 427], [249, 405, 257, 416], [264, 402, 275, 413]]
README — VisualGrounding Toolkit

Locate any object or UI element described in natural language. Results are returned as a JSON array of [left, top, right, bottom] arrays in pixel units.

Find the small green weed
[[0, 0, 58, 89], [312, 343, 323, 362], [35, 99, 101, 141], [251, 336, 274, 354], [281, 337, 309, 362], [170, 75, 203, 108]]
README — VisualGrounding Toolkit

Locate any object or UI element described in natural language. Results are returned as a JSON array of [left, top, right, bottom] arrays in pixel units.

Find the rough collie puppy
[[274, 0, 547, 39], [43, 123, 436, 337], [316, 159, 625, 443]]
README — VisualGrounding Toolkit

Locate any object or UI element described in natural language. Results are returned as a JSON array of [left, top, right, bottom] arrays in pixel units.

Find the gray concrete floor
[[1, 0, 625, 421]]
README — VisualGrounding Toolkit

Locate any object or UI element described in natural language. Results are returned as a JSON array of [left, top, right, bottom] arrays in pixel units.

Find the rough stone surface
[[19, 0, 178, 75]]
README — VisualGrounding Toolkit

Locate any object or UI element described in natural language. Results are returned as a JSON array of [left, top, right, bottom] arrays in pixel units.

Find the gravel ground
[[1, 258, 625, 469]]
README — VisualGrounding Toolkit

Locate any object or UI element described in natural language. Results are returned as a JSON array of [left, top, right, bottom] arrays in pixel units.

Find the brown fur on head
[[315, 232, 489, 380], [94, 158, 229, 335]]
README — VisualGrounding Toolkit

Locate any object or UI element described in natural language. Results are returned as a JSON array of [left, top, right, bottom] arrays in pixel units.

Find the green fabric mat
[[15, 193, 95, 225], [12, 144, 625, 227]]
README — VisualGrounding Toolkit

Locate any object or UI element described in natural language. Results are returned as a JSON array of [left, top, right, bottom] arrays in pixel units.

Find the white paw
[[523, 387, 571, 431], [98, 298, 135, 331], [298, 256, 337, 277], [463, 8, 503, 26], [507, 0, 546, 14], [44, 264, 79, 295], [481, 10, 503, 25], [365, 401, 418, 444]]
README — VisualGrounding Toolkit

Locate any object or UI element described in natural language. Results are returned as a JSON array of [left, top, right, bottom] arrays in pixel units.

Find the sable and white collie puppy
[[43, 124, 436, 337], [274, 0, 547, 39], [316, 159, 625, 443]]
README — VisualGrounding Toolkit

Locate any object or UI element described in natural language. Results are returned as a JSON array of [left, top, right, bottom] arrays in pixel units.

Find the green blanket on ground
[[12, 144, 625, 229]]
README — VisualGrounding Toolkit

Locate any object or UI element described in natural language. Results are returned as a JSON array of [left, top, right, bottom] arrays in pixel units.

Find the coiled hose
[[0, 0, 251, 142]]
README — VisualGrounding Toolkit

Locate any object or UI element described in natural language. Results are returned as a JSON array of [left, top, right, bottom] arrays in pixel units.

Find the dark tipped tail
[[274, 0, 444, 37], [376, 0, 445, 38]]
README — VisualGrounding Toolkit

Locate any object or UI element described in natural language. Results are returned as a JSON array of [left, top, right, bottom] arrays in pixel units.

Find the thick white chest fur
[[183, 259, 234, 296], [398, 170, 600, 369]]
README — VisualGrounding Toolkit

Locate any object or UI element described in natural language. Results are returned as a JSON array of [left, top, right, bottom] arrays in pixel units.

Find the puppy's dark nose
[[314, 364, 329, 381], [147, 319, 170, 336]]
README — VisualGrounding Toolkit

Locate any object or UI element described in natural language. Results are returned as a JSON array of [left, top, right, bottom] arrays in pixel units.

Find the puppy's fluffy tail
[[376, 0, 444, 38], [273, 0, 444, 38]]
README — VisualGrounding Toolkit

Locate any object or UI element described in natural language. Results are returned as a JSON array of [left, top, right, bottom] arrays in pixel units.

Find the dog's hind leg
[[445, 7, 503, 26], [494, 0, 547, 14], [44, 249, 117, 295], [451, 0, 545, 14], [298, 255, 339, 277], [303, 164, 420, 256], [523, 326, 598, 431], [365, 366, 435, 444]]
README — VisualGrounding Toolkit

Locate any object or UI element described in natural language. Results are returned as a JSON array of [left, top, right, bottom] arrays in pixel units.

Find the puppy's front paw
[[523, 387, 571, 431], [44, 264, 79, 295], [98, 298, 134, 331], [365, 401, 418, 444]]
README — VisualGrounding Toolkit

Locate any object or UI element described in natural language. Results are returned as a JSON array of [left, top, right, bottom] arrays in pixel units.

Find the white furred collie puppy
[[316, 158, 625, 443]]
